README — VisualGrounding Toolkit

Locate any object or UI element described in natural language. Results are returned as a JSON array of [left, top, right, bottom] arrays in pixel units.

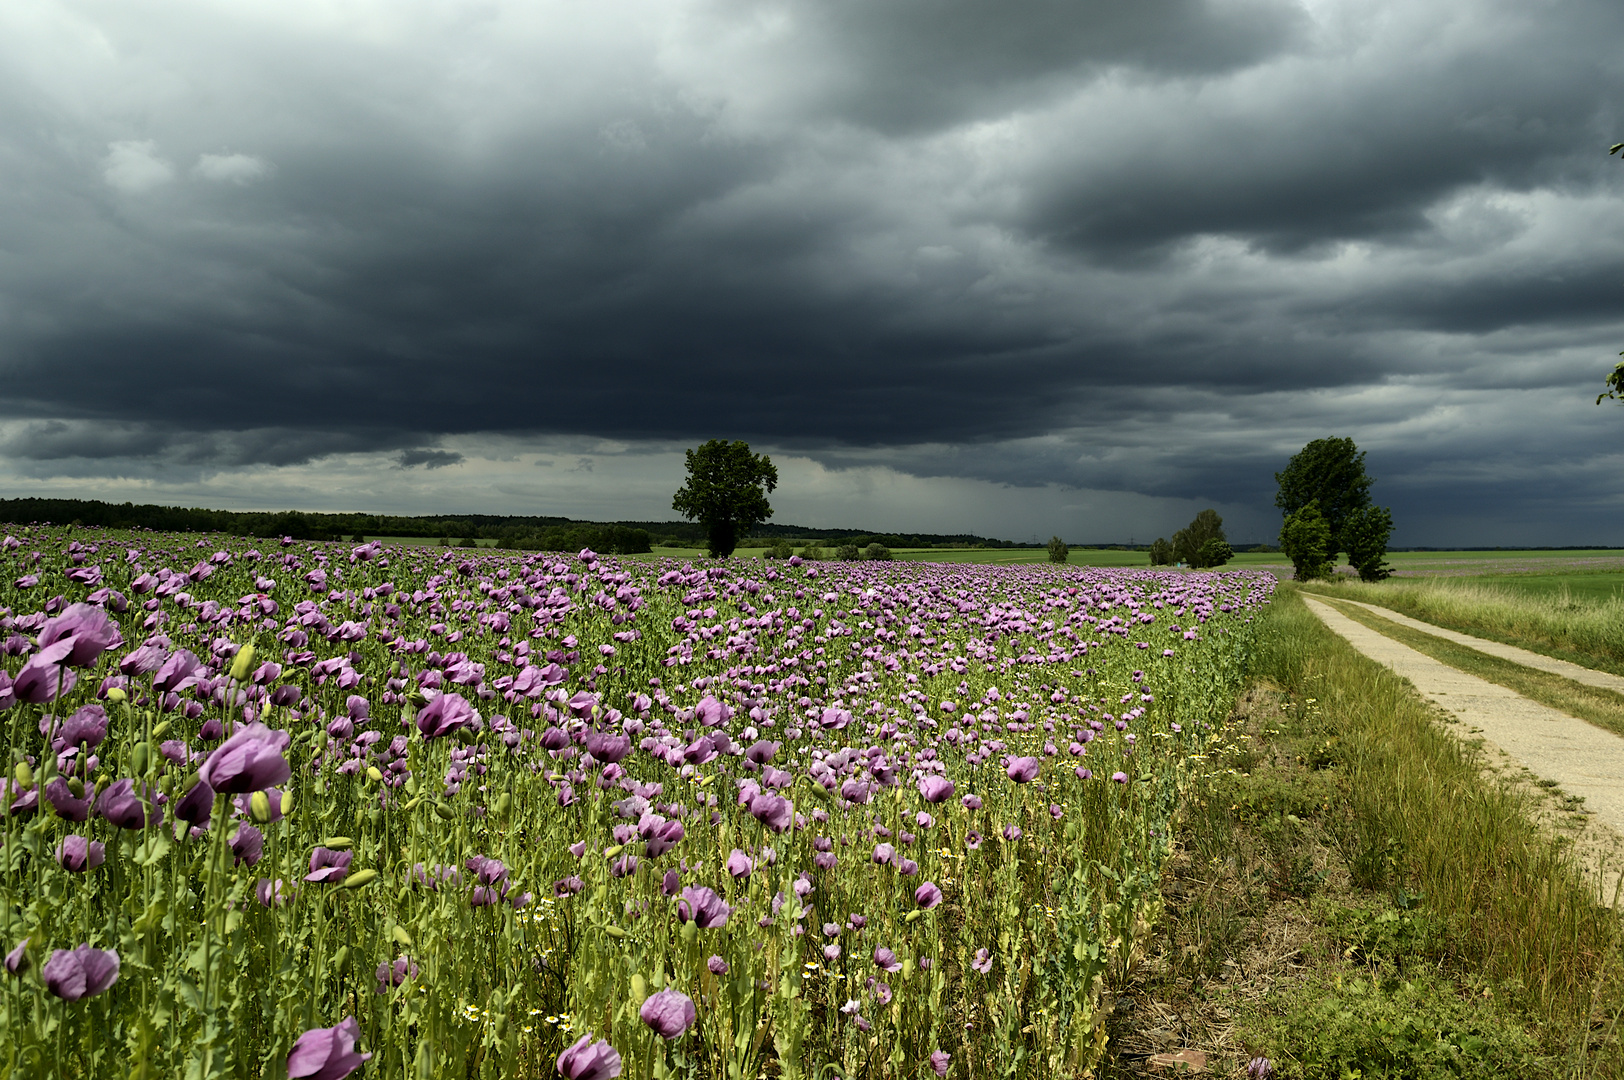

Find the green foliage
[[670, 440, 779, 558], [798, 542, 826, 561], [1197, 538, 1233, 568], [1173, 510, 1226, 568], [1046, 536, 1068, 564], [1247, 971, 1555, 1079], [1274, 438, 1374, 551], [762, 539, 795, 560], [1148, 538, 1174, 566], [863, 542, 892, 561], [1342, 505, 1394, 582], [1280, 503, 1335, 580], [835, 543, 861, 561]]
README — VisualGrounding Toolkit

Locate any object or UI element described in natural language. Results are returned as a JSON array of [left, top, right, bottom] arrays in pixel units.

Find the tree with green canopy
[[1173, 509, 1228, 568], [1274, 437, 1374, 552], [1280, 502, 1335, 580], [1148, 538, 1173, 566], [1046, 536, 1069, 564], [671, 440, 779, 559]]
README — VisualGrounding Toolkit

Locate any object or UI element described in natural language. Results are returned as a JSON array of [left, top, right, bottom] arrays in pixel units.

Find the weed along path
[[1300, 595, 1624, 843]]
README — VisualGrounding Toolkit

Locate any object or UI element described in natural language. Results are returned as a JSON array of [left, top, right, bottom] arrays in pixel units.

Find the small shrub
[[864, 543, 891, 561], [1047, 536, 1068, 563], [763, 540, 794, 560], [798, 543, 826, 561], [836, 543, 861, 561]]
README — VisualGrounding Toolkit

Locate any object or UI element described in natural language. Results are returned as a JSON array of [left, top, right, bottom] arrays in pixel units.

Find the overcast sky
[[2, 0, 1622, 545]]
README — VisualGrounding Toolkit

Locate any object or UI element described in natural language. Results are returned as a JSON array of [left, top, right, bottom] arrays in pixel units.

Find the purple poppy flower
[[1005, 757, 1040, 783], [873, 982, 893, 1006], [584, 732, 631, 764], [200, 723, 291, 794], [376, 955, 418, 993], [1247, 1057, 1273, 1080], [39, 604, 119, 668], [554, 875, 585, 896], [677, 886, 730, 929], [5, 939, 27, 975], [644, 820, 685, 858], [152, 649, 201, 693], [257, 878, 293, 907], [96, 779, 157, 830], [898, 859, 919, 876], [57, 704, 108, 750], [56, 835, 105, 872], [930, 1050, 951, 1076], [965, 830, 983, 849], [639, 987, 696, 1039], [1002, 825, 1022, 842], [848, 914, 867, 930], [661, 869, 680, 896], [971, 948, 993, 974], [233, 824, 264, 866], [745, 739, 780, 764], [917, 775, 955, 803], [287, 1016, 372, 1080], [725, 849, 753, 879], [747, 792, 793, 833], [14, 640, 77, 704], [961, 794, 983, 810], [1074, 767, 1093, 780], [707, 955, 728, 974], [305, 847, 352, 883], [416, 691, 479, 739], [555, 1034, 623, 1080], [873, 947, 901, 973], [914, 882, 943, 909], [174, 779, 216, 828], [43, 778, 92, 822], [1111, 772, 1129, 785], [118, 643, 167, 677], [42, 944, 120, 1000], [872, 843, 895, 866]]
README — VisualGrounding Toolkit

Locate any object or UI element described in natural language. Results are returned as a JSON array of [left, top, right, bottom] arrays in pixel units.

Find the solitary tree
[[1274, 438, 1373, 553], [1279, 502, 1335, 580], [1046, 536, 1069, 564], [1197, 538, 1234, 568], [1148, 538, 1174, 566], [1172, 509, 1227, 567], [672, 440, 778, 559]]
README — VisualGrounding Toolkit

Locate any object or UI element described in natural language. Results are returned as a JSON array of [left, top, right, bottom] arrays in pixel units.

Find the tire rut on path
[[1301, 596, 1624, 862]]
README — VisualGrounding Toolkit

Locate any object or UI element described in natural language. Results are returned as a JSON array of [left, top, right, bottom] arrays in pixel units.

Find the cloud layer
[[1, 0, 1622, 544]]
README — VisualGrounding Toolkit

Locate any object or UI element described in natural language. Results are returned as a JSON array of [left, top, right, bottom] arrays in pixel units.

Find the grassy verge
[[1300, 577, 1624, 678], [1311, 595, 1624, 741], [1105, 586, 1624, 1077]]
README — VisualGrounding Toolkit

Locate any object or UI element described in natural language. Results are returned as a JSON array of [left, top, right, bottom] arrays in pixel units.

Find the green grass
[[1249, 587, 1623, 1069], [1458, 572, 1624, 603], [1315, 596, 1624, 741]]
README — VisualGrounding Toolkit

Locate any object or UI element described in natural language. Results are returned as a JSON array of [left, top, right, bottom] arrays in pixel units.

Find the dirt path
[[1301, 596, 1624, 894], [1324, 595, 1624, 693]]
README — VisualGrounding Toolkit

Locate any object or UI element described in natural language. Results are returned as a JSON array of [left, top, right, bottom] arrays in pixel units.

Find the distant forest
[[0, 497, 1041, 555]]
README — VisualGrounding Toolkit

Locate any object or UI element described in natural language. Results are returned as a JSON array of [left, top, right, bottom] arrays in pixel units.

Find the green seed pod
[[433, 803, 454, 822], [344, 869, 378, 889], [904, 910, 923, 924], [493, 793, 512, 818], [603, 844, 624, 858], [322, 836, 354, 850], [150, 720, 171, 739], [67, 777, 84, 799], [366, 766, 385, 782], [604, 925, 627, 939], [680, 921, 698, 945], [229, 643, 256, 682], [392, 925, 414, 948], [13, 761, 33, 791], [403, 796, 424, 812], [130, 742, 150, 776], [249, 791, 272, 823]]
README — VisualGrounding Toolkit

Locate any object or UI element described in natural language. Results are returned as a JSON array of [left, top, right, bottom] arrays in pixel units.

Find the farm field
[[0, 528, 1272, 1079]]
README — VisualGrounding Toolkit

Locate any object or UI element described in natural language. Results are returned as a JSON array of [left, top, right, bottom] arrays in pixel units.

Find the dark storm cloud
[[1, 0, 1623, 543]]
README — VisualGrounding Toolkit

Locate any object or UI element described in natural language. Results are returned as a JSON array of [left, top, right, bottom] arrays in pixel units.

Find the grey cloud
[[397, 449, 465, 470]]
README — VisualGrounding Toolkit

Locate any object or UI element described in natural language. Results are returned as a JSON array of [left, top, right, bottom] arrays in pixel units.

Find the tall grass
[[1302, 577, 1624, 674], [1254, 587, 1623, 1070]]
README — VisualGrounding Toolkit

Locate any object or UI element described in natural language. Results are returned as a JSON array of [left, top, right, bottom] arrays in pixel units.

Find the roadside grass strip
[[1244, 588, 1623, 1074], [1300, 579, 1624, 679], [1314, 596, 1624, 742]]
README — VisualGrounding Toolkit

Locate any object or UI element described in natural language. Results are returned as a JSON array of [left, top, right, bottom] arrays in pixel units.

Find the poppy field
[[0, 529, 1273, 1078]]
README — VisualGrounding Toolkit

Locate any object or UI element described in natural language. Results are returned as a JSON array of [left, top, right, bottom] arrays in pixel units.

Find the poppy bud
[[605, 926, 627, 939], [366, 766, 384, 782], [250, 791, 272, 823], [280, 790, 295, 816], [631, 973, 647, 1002], [151, 720, 170, 739], [67, 777, 84, 799], [334, 946, 350, 971], [105, 687, 128, 703], [404, 797, 424, 811], [433, 804, 454, 822], [13, 761, 33, 791], [392, 925, 413, 948], [130, 742, 150, 775], [344, 869, 378, 889], [229, 644, 256, 682], [322, 836, 354, 850], [493, 793, 512, 818]]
